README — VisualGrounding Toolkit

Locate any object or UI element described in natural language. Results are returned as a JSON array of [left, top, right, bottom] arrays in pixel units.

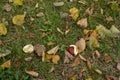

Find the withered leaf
[[1, 60, 11, 69], [104, 54, 112, 63], [34, 44, 46, 56], [25, 70, 39, 77], [77, 18, 88, 28], [47, 45, 59, 55], [65, 50, 74, 60], [52, 55, 60, 64], [69, 56, 81, 67], [69, 7, 79, 20], [87, 59, 92, 71], [4, 4, 11, 12]]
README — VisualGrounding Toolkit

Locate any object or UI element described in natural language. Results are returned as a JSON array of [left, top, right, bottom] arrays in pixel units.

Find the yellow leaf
[[0, 23, 7, 35], [13, 0, 23, 6], [88, 36, 100, 49], [86, 77, 93, 80], [69, 7, 79, 20], [1, 60, 11, 69], [25, 70, 39, 77], [52, 55, 60, 64], [95, 24, 111, 38], [12, 15, 25, 26], [75, 38, 86, 53]]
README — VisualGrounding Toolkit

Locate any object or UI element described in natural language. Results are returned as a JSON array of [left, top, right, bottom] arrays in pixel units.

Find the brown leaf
[[85, 7, 93, 15], [64, 55, 70, 64], [106, 16, 113, 22], [47, 45, 59, 55], [4, 4, 11, 12], [77, 18, 88, 28], [52, 55, 60, 64], [87, 59, 92, 71], [79, 68, 86, 79], [25, 70, 39, 77], [105, 75, 117, 80], [104, 54, 112, 63], [92, 50, 100, 59], [67, 71, 75, 79], [75, 38, 86, 53], [34, 43, 46, 56], [36, 12, 44, 17], [26, 32, 35, 39], [69, 56, 81, 67], [65, 50, 74, 60], [1, 60, 11, 69]]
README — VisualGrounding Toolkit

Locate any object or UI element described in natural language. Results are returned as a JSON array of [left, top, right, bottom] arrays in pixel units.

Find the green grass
[[0, 0, 120, 80]]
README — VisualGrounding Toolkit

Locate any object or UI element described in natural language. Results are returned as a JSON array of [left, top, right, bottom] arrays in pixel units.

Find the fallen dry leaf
[[77, 18, 88, 28], [52, 55, 60, 64], [1, 60, 11, 69], [104, 54, 112, 63], [4, 4, 11, 12], [64, 55, 70, 64], [26, 32, 35, 39], [48, 65, 55, 73], [95, 69, 102, 74], [13, 0, 23, 6], [23, 44, 34, 53], [0, 23, 7, 35], [47, 41, 54, 46], [25, 70, 39, 77], [106, 16, 113, 22], [75, 38, 86, 53], [47, 45, 59, 54], [36, 12, 44, 17], [24, 57, 32, 61], [12, 14, 25, 26], [85, 7, 93, 15], [79, 54, 87, 61], [57, 27, 64, 35], [79, 68, 86, 79], [87, 59, 92, 71], [67, 71, 75, 79], [88, 36, 100, 49], [110, 25, 120, 37], [69, 7, 79, 20], [93, 50, 100, 59], [117, 63, 120, 71], [105, 75, 117, 80], [0, 53, 10, 58], [65, 50, 74, 60], [34, 44, 46, 56], [53, 2, 64, 7], [69, 56, 81, 67]]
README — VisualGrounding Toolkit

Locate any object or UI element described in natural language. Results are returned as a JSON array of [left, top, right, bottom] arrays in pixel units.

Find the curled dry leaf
[[105, 75, 117, 80], [77, 18, 88, 28], [104, 54, 112, 63], [69, 7, 79, 20], [1, 60, 11, 69], [75, 38, 86, 53], [87, 59, 92, 71], [79, 68, 86, 79], [79, 54, 87, 61], [0, 23, 7, 35], [85, 7, 93, 15], [52, 55, 60, 64], [106, 16, 113, 22], [24, 57, 32, 61], [23, 44, 34, 53], [47, 45, 59, 55], [93, 50, 100, 59], [12, 14, 25, 26], [4, 4, 11, 12], [36, 12, 44, 17], [53, 2, 64, 7], [0, 53, 10, 58], [67, 71, 75, 79], [64, 55, 70, 64], [34, 44, 46, 56], [25, 70, 39, 77], [95, 69, 102, 74], [13, 0, 23, 6], [69, 56, 81, 67], [48, 65, 55, 73], [57, 28, 64, 35]]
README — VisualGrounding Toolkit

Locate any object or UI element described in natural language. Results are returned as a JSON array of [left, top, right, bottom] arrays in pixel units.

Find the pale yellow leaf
[[110, 25, 120, 37], [77, 18, 88, 28], [69, 7, 79, 20], [75, 38, 86, 53], [25, 70, 39, 77], [0, 23, 7, 35], [23, 44, 34, 53], [13, 0, 23, 6], [12, 15, 25, 26], [47, 45, 59, 54], [1, 60, 11, 69]]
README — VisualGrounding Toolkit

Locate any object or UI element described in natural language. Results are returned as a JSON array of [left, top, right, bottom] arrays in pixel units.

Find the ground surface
[[0, 0, 120, 80]]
